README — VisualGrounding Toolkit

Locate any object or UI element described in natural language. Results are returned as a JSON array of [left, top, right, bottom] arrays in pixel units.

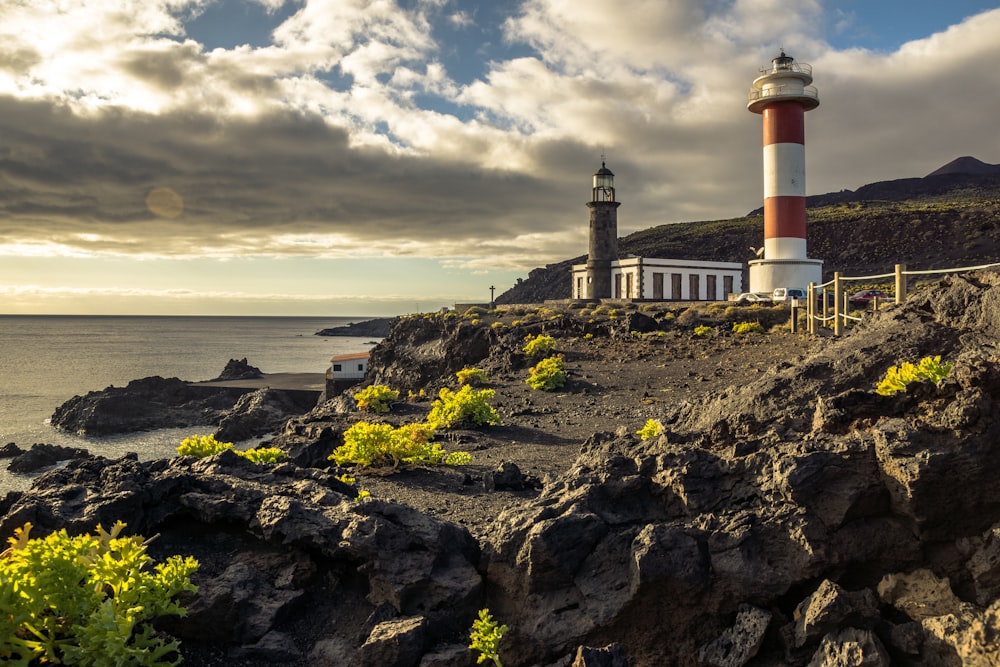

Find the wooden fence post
[[834, 272, 842, 336], [895, 264, 906, 304], [807, 282, 815, 334]]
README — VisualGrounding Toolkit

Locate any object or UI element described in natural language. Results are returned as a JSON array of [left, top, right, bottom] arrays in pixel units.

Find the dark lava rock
[[7, 443, 90, 473], [212, 357, 264, 381], [50, 376, 246, 436], [0, 450, 482, 665], [0, 442, 25, 458], [214, 387, 309, 442], [316, 317, 395, 338]]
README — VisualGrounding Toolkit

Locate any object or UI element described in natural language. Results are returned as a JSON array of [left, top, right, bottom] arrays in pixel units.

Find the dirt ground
[[357, 328, 824, 540]]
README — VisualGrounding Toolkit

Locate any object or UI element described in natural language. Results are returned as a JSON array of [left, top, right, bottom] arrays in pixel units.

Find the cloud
[[1, 0, 1000, 285]]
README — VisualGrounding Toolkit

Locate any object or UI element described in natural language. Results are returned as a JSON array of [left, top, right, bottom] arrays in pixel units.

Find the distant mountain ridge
[[926, 156, 1000, 177], [497, 156, 1000, 304]]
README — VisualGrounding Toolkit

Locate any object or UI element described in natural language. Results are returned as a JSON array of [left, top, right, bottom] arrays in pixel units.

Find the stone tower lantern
[[586, 161, 621, 299]]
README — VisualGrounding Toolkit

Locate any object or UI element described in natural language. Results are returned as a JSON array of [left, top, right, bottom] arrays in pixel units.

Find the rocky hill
[[4, 273, 1000, 665], [498, 157, 1000, 304]]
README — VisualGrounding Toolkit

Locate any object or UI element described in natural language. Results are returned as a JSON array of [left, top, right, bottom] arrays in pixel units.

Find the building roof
[[330, 351, 371, 362]]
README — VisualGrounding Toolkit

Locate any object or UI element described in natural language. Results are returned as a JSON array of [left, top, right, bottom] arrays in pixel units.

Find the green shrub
[[428, 385, 501, 428], [469, 608, 507, 667], [177, 433, 232, 458], [876, 355, 954, 396], [237, 447, 286, 464], [732, 321, 765, 334], [693, 324, 714, 337], [456, 367, 488, 385], [522, 334, 556, 357], [329, 422, 468, 468], [0, 522, 198, 666], [637, 419, 664, 439], [354, 384, 399, 413], [177, 436, 285, 464], [526, 355, 566, 391]]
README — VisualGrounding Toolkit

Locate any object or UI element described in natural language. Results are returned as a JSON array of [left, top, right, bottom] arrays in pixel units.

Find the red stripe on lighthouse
[[762, 102, 804, 146], [764, 197, 807, 239]]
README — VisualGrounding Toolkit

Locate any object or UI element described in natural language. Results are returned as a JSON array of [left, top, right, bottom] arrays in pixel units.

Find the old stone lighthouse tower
[[585, 161, 620, 299], [747, 50, 823, 292]]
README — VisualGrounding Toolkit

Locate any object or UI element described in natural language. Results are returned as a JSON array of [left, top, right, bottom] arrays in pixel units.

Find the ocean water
[[0, 315, 382, 494]]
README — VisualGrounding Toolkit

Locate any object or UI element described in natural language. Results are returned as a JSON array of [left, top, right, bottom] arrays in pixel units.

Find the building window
[[358, 364, 364, 371], [333, 364, 342, 372]]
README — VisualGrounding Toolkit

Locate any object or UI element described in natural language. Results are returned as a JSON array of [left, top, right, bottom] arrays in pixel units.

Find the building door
[[615, 273, 622, 298], [723, 275, 734, 298], [653, 273, 664, 300], [671, 273, 682, 300], [625, 273, 634, 298], [706, 275, 717, 301], [576, 277, 583, 299], [689, 274, 700, 300]]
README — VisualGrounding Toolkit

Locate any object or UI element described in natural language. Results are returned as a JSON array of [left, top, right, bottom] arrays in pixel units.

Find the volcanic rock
[[213, 357, 264, 380], [6, 443, 90, 473]]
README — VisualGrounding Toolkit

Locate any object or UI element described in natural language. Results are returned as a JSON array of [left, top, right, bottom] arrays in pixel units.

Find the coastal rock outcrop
[[213, 357, 263, 380], [50, 376, 245, 436], [5, 443, 90, 473], [49, 362, 308, 439], [315, 317, 395, 338]]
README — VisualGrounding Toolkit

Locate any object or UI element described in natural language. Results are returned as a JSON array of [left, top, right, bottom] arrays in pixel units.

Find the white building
[[571, 256, 743, 301], [329, 351, 369, 381]]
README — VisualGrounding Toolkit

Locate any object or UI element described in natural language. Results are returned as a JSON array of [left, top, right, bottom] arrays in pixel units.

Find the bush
[[329, 422, 468, 468], [427, 385, 501, 428], [456, 367, 488, 385], [177, 436, 285, 464], [637, 419, 664, 439], [469, 608, 507, 667], [876, 355, 954, 396], [522, 334, 556, 357], [177, 433, 232, 458], [354, 384, 399, 413], [693, 324, 714, 337], [527, 355, 566, 391], [732, 321, 765, 334], [237, 447, 286, 464], [0, 522, 198, 666]]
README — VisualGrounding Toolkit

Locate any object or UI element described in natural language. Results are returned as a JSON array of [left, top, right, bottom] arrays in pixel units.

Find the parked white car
[[734, 292, 773, 304], [772, 287, 807, 302]]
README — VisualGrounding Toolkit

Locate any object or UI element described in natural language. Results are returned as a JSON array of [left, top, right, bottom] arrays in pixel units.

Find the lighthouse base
[[748, 258, 823, 294]]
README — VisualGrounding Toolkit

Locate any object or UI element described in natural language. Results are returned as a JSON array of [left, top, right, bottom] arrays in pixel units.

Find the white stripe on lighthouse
[[763, 143, 806, 199]]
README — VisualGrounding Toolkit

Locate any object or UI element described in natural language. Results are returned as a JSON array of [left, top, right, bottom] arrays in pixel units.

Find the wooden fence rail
[[804, 261, 1000, 335]]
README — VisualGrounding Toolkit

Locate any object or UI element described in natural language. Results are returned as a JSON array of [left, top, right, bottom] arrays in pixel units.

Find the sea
[[0, 315, 383, 494]]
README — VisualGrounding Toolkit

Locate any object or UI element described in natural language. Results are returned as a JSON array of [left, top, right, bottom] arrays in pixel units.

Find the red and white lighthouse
[[747, 50, 823, 293]]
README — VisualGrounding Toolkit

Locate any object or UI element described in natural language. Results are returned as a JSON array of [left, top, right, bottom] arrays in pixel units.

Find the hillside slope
[[498, 160, 1000, 303]]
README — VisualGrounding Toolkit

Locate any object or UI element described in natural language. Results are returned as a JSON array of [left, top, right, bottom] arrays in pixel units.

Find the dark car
[[849, 289, 890, 304]]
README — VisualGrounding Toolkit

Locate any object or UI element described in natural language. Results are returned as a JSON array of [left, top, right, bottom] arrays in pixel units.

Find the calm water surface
[[0, 315, 381, 493]]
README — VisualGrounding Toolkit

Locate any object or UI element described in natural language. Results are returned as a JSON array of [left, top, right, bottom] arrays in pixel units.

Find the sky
[[2, 0, 1000, 316]]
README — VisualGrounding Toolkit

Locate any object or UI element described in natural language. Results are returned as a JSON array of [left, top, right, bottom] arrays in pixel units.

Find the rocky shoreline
[[3, 273, 1000, 665]]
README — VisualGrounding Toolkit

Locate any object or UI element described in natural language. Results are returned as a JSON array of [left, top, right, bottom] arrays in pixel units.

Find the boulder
[[794, 580, 879, 648], [697, 604, 771, 667], [212, 357, 263, 381], [6, 443, 90, 473], [0, 442, 25, 458], [806, 628, 890, 667], [214, 387, 305, 442]]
